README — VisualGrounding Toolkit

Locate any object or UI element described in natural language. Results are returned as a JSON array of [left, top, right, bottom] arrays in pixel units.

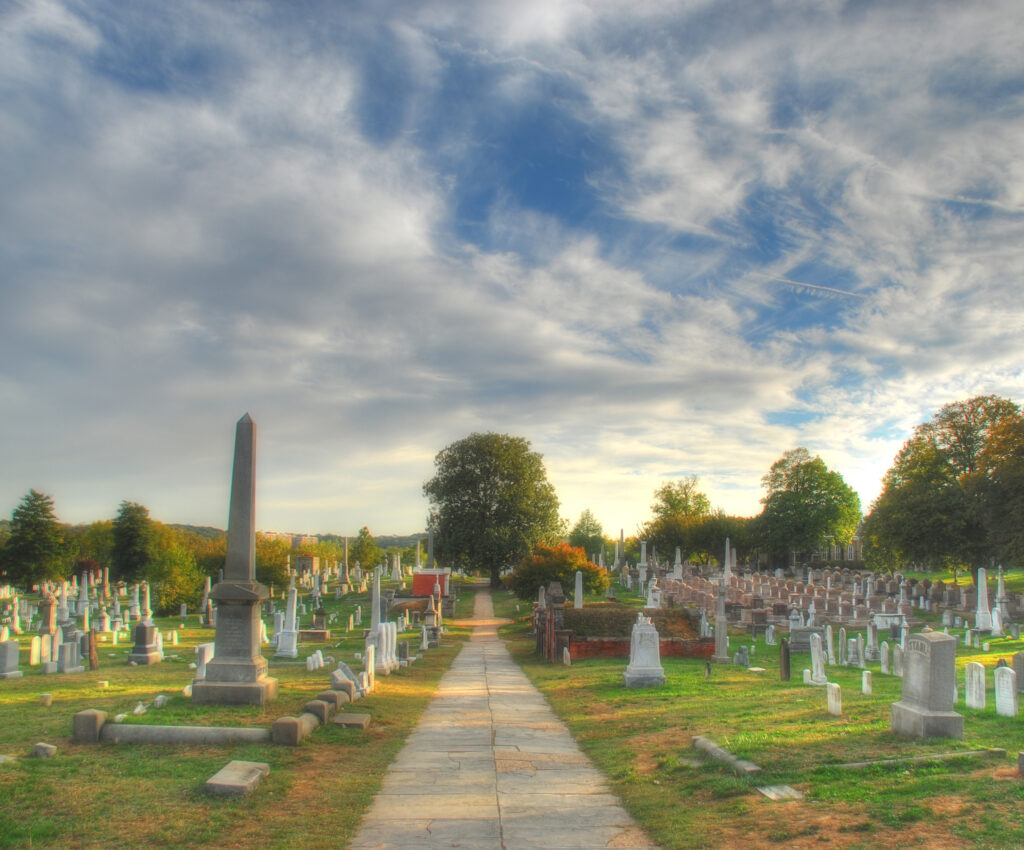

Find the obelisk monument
[[192, 414, 278, 705]]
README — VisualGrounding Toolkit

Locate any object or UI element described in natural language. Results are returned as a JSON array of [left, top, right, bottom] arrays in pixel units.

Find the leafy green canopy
[[1, 489, 71, 586], [758, 448, 861, 563], [863, 395, 1023, 571], [423, 432, 562, 587]]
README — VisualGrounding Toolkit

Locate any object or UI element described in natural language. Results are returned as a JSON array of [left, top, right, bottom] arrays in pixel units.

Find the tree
[[508, 542, 609, 601], [67, 520, 114, 569], [248, 533, 287, 589], [757, 448, 861, 565], [863, 396, 1022, 574], [644, 477, 716, 563], [423, 432, 562, 587], [650, 476, 711, 522], [111, 501, 155, 582], [0, 490, 71, 586], [144, 526, 204, 614], [568, 510, 606, 560], [349, 526, 382, 570]]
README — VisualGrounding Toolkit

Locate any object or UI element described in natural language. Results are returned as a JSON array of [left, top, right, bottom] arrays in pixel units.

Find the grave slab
[[203, 760, 270, 796]]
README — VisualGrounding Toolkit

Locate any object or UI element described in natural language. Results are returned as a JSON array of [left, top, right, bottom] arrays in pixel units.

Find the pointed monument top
[[239, 412, 253, 424]]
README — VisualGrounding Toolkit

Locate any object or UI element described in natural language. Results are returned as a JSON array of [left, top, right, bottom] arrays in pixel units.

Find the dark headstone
[[779, 638, 791, 682]]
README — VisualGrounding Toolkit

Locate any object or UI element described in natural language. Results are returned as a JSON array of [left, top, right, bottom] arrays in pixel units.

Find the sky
[[2, 0, 1024, 538]]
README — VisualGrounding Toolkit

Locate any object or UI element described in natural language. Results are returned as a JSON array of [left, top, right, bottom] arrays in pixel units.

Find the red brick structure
[[533, 581, 714, 663]]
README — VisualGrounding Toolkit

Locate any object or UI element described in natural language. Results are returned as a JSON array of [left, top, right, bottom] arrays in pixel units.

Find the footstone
[[204, 760, 270, 796], [330, 713, 371, 730]]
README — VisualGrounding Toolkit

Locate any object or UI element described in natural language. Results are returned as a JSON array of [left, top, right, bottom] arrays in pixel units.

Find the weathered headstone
[[827, 682, 842, 716], [192, 415, 278, 706], [809, 633, 828, 686], [0, 641, 22, 679], [880, 640, 890, 675], [891, 631, 963, 739], [779, 638, 791, 682], [862, 670, 872, 695], [623, 613, 666, 687], [1013, 651, 1024, 694], [965, 662, 986, 710], [995, 666, 1018, 718]]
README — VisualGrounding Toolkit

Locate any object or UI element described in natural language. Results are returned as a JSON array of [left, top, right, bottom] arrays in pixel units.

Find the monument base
[[128, 650, 162, 665], [891, 700, 964, 740], [711, 654, 731, 664], [191, 676, 279, 706], [623, 667, 666, 687]]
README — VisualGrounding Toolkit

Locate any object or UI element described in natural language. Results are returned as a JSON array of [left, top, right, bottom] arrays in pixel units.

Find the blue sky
[[2, 0, 1023, 537]]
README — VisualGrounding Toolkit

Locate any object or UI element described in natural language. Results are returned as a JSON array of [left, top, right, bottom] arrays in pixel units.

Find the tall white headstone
[[975, 568, 992, 631]]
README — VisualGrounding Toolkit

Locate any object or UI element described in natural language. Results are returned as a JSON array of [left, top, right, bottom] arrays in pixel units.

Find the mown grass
[[500, 573, 1024, 849], [0, 577, 478, 850]]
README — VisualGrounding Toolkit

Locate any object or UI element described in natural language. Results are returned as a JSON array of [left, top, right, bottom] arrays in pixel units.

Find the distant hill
[[320, 533, 426, 550], [168, 524, 226, 539]]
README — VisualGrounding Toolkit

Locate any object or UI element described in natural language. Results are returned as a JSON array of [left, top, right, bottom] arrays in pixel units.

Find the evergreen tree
[[111, 501, 155, 581], [0, 490, 71, 586]]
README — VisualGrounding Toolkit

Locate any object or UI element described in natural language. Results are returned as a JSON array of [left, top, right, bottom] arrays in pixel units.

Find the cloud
[[1, 0, 1023, 537]]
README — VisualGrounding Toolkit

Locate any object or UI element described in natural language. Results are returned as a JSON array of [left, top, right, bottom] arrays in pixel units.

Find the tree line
[[0, 495, 408, 613]]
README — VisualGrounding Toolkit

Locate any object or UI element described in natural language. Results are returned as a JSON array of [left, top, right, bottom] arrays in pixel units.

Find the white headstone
[[995, 666, 1018, 717], [965, 661, 986, 710], [826, 682, 842, 715]]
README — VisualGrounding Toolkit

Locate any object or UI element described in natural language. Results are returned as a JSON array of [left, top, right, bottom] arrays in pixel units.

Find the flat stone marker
[[331, 713, 372, 730], [204, 760, 270, 796], [758, 785, 804, 801]]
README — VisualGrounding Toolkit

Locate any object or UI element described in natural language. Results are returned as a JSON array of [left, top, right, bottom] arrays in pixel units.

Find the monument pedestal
[[890, 701, 963, 739], [191, 582, 277, 706]]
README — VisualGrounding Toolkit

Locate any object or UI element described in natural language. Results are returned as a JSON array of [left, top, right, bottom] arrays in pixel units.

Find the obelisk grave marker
[[192, 414, 278, 705]]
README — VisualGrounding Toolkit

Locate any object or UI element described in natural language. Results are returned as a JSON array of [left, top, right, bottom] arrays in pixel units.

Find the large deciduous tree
[[757, 448, 861, 565], [864, 395, 1023, 573], [349, 526, 382, 571], [111, 500, 156, 581], [423, 432, 562, 587], [1, 490, 71, 586]]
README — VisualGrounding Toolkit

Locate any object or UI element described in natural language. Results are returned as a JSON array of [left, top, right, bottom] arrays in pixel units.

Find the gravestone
[[128, 624, 162, 665], [623, 613, 666, 687], [779, 638, 791, 682], [894, 645, 904, 677], [733, 646, 749, 667], [862, 670, 872, 695], [1013, 652, 1024, 694], [995, 666, 1018, 718], [192, 415, 278, 705], [0, 641, 22, 679], [809, 633, 828, 686], [574, 570, 584, 610], [827, 682, 842, 716], [880, 641, 891, 675], [965, 662, 986, 710], [891, 631, 963, 739]]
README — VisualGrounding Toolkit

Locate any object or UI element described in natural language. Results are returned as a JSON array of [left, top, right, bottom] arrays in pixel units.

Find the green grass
[[500, 579, 1024, 849], [0, 580, 476, 849]]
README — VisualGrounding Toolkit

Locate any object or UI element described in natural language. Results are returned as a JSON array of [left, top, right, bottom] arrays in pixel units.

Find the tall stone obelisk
[[192, 414, 278, 705]]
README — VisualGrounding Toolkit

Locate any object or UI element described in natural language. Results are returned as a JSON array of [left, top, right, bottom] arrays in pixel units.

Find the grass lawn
[[0, 578, 477, 850], [496, 577, 1024, 850]]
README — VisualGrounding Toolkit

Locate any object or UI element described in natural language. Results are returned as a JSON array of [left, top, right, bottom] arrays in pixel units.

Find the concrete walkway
[[349, 590, 658, 850]]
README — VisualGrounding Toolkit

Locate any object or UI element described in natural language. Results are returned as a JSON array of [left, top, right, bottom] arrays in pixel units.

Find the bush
[[508, 542, 609, 601]]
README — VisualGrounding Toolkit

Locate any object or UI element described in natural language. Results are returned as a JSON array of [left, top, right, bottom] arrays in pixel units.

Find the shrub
[[508, 542, 610, 601]]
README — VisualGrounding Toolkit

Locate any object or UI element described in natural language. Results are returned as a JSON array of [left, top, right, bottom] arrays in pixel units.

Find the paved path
[[349, 590, 658, 850]]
